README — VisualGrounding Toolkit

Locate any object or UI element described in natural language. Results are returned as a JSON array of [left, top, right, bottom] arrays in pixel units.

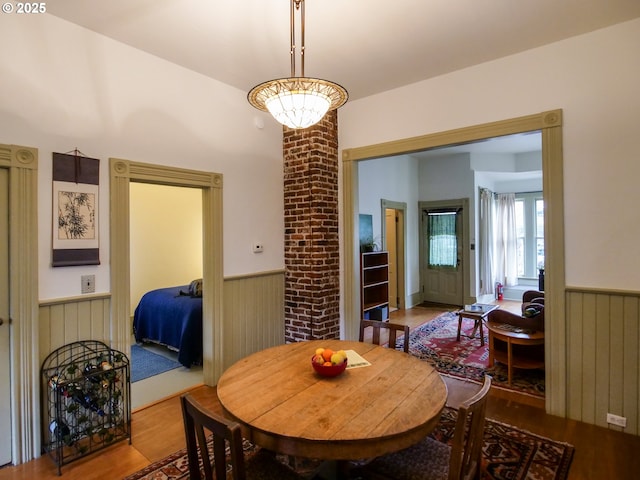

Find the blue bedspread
[[133, 285, 202, 368]]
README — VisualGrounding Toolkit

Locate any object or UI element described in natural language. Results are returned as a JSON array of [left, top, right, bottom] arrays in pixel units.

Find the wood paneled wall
[[566, 287, 640, 435], [38, 280, 640, 436], [39, 294, 112, 364], [222, 270, 285, 367], [38, 271, 285, 370]]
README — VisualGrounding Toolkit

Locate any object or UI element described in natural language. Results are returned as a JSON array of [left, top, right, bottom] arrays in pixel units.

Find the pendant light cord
[[290, 0, 306, 77]]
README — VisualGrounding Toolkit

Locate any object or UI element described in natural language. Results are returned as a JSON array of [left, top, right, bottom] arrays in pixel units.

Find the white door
[[0, 168, 11, 466], [421, 206, 464, 306]]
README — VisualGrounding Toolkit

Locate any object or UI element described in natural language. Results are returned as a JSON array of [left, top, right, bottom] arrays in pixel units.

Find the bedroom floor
[[130, 339, 203, 411]]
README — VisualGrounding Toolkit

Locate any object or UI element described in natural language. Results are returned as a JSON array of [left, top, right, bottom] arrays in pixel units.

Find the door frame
[[0, 166, 9, 466], [342, 110, 566, 416], [110, 158, 224, 385], [0, 144, 39, 464], [381, 199, 406, 310], [419, 198, 470, 306]]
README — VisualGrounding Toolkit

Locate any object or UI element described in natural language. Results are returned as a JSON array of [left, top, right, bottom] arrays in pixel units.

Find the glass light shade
[[248, 77, 348, 129]]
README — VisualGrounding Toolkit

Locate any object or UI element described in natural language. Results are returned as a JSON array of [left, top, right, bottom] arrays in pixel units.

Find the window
[[515, 192, 544, 278], [427, 211, 458, 268]]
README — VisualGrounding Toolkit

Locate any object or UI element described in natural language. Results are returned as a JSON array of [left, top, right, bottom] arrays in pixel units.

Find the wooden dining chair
[[359, 319, 410, 353], [447, 375, 491, 480], [356, 375, 491, 480], [180, 393, 303, 480]]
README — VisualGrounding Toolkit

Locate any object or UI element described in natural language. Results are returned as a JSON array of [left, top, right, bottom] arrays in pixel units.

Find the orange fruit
[[322, 348, 334, 362], [323, 361, 332, 367]]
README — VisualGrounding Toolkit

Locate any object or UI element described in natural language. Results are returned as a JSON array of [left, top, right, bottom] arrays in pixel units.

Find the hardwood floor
[[2, 303, 639, 479]]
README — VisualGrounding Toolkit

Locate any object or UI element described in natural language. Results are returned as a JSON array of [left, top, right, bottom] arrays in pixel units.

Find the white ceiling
[[415, 131, 542, 159], [47, 0, 640, 102], [406, 131, 543, 183]]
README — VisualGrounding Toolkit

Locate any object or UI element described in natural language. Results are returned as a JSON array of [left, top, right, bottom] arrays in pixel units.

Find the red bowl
[[311, 356, 348, 377]]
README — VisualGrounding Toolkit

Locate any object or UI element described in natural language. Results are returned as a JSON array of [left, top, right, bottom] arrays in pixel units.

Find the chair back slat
[[181, 393, 247, 480], [359, 319, 410, 353], [448, 376, 491, 480]]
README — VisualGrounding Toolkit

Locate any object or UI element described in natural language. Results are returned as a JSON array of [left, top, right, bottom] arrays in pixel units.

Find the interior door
[[421, 206, 464, 306], [0, 168, 11, 466], [385, 208, 398, 310]]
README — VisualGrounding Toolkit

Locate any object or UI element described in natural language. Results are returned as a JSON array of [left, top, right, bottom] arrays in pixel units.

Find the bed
[[133, 285, 203, 368]]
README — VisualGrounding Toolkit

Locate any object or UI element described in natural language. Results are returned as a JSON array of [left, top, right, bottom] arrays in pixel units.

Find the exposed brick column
[[283, 110, 340, 342]]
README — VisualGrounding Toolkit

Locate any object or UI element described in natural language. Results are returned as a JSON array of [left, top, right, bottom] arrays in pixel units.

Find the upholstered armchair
[[522, 290, 544, 310], [488, 290, 545, 332]]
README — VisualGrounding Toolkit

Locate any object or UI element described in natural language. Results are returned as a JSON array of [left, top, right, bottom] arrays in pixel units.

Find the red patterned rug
[[124, 407, 573, 480], [402, 311, 545, 397]]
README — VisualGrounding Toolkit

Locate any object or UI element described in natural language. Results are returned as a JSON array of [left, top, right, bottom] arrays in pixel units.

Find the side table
[[486, 320, 545, 385], [456, 304, 499, 346]]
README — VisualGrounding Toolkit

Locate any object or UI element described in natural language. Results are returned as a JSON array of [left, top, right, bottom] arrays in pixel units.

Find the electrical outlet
[[606, 413, 627, 428], [81, 275, 95, 294]]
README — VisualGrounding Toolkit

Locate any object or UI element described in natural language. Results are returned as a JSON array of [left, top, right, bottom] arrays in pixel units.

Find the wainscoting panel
[[39, 272, 286, 371], [39, 294, 112, 364], [222, 270, 286, 368], [566, 288, 639, 435]]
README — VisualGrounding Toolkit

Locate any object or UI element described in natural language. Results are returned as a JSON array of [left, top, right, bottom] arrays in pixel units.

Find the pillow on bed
[[188, 278, 203, 297]]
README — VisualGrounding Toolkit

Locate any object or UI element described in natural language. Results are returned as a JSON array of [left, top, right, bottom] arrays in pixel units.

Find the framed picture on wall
[[52, 152, 101, 266], [359, 214, 374, 252]]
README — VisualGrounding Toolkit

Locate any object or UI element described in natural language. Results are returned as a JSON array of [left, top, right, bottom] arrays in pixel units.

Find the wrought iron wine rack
[[40, 340, 131, 475]]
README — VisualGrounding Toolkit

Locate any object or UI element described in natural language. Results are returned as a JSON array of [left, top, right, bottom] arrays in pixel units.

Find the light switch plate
[[81, 275, 95, 294]]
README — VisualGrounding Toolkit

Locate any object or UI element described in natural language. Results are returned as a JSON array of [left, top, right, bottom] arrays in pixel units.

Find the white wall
[[3, 14, 639, 297], [129, 183, 203, 313], [340, 18, 640, 291], [0, 14, 285, 300], [358, 155, 420, 300]]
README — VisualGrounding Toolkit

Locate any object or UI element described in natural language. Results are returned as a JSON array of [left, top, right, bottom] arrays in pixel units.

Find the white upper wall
[[340, 18, 640, 291], [2, 14, 639, 298], [0, 14, 285, 300], [358, 154, 420, 297]]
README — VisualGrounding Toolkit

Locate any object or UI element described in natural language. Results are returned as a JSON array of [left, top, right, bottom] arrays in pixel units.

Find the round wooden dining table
[[216, 339, 447, 462]]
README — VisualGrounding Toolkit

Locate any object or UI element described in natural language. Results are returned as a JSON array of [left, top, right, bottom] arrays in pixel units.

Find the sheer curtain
[[478, 188, 494, 294], [494, 193, 518, 286]]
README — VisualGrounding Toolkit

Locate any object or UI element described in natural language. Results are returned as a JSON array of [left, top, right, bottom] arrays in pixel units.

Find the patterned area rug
[[360, 406, 574, 479], [124, 407, 574, 480], [401, 311, 545, 397]]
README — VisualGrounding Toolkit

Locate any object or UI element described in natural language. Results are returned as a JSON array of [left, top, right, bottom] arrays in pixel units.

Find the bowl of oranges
[[311, 347, 348, 377]]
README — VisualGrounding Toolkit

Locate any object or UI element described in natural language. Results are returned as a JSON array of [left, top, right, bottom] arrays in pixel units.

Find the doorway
[[129, 182, 204, 409], [381, 200, 406, 311], [109, 158, 224, 386], [420, 200, 467, 306], [342, 110, 566, 414]]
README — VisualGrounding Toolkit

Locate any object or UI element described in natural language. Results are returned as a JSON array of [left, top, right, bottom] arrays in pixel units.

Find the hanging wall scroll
[[52, 150, 100, 266]]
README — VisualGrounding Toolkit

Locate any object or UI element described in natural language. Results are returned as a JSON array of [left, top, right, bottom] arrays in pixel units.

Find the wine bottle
[[63, 383, 105, 416], [84, 363, 101, 383], [49, 419, 74, 446]]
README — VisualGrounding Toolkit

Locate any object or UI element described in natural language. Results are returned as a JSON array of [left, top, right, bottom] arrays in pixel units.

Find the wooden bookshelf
[[361, 251, 389, 320]]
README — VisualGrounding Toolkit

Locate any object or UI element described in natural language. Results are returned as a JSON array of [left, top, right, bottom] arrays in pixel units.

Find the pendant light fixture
[[247, 0, 348, 129]]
